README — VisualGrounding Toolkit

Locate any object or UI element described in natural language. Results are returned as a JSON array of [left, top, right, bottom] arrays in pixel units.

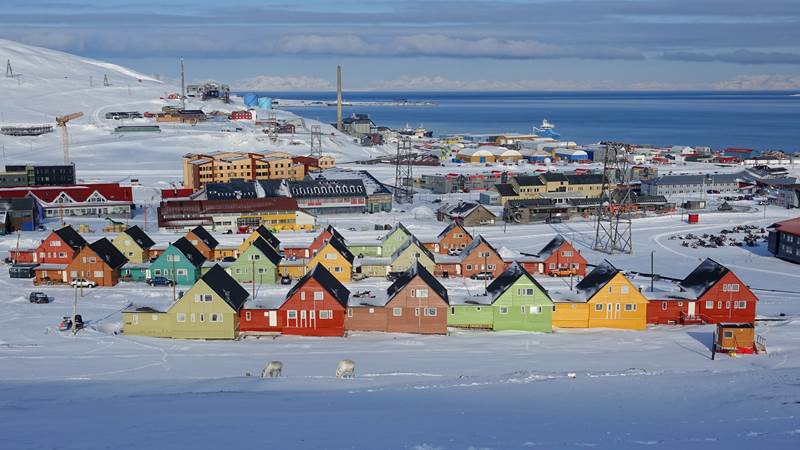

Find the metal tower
[[593, 142, 633, 254], [309, 125, 322, 157], [394, 137, 414, 204]]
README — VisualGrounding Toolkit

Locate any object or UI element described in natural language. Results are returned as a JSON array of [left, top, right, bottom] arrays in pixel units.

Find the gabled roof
[[326, 234, 355, 263], [437, 222, 473, 241], [493, 183, 518, 196], [325, 224, 346, 244], [88, 238, 128, 269], [461, 235, 500, 261], [384, 222, 413, 241], [253, 225, 280, 249], [53, 225, 87, 251], [201, 264, 249, 310], [189, 226, 219, 249], [536, 235, 567, 260], [171, 237, 207, 267], [565, 174, 604, 185], [485, 262, 549, 304], [514, 175, 545, 186], [679, 258, 730, 298], [123, 225, 155, 249], [768, 217, 800, 236], [542, 172, 568, 182], [575, 260, 619, 300], [287, 264, 350, 308], [444, 201, 481, 216], [386, 262, 448, 304], [249, 237, 282, 266], [392, 234, 436, 262]]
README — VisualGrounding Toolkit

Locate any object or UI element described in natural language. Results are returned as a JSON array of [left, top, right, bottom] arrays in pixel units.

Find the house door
[[268, 311, 277, 327], [606, 303, 613, 319], [300, 310, 307, 328], [309, 310, 316, 329], [687, 302, 696, 317]]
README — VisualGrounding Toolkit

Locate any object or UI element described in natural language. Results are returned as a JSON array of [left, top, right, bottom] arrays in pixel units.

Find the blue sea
[[243, 91, 800, 152]]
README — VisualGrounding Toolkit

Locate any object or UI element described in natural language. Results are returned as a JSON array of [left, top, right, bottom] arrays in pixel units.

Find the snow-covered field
[[1, 39, 799, 449]]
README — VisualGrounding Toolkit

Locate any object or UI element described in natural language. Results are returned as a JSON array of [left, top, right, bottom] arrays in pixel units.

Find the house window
[[152, 315, 158, 321], [466, 264, 472, 271], [203, 295, 212, 302], [368, 308, 374, 314], [334, 266, 343, 273], [300, 292, 306, 301], [58, 252, 67, 258], [616, 303, 621, 311], [245, 311, 251, 321], [734, 301, 747, 309], [324, 253, 337, 260], [517, 288, 534, 296], [706, 301, 714, 309], [199, 314, 205, 322], [167, 255, 180, 262], [347, 308, 353, 317], [530, 306, 542, 314], [723, 331, 733, 338], [92, 271, 102, 278], [620, 286, 629, 294], [726, 301, 731, 309], [424, 308, 437, 316], [549, 263, 556, 269], [487, 264, 496, 270], [320, 310, 332, 319], [314, 291, 324, 301], [131, 314, 138, 324], [393, 307, 402, 317], [595, 304, 603, 311], [717, 301, 722, 309], [176, 313, 186, 322], [210, 313, 222, 322], [661, 302, 667, 310], [607, 286, 613, 293], [50, 240, 61, 247], [288, 310, 297, 319], [412, 289, 429, 298], [499, 306, 509, 314], [190, 313, 195, 322], [722, 283, 740, 292], [561, 251, 573, 257], [88, 257, 96, 263], [415, 308, 420, 317], [450, 307, 456, 315], [624, 304, 636, 311]]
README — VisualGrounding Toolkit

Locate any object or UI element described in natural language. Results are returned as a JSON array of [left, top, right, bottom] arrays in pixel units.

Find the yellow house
[[122, 264, 250, 339], [552, 260, 648, 330], [237, 225, 280, 255], [278, 259, 309, 279], [112, 225, 155, 263], [306, 236, 354, 282]]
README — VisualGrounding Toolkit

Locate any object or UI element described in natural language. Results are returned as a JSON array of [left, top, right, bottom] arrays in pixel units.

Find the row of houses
[[504, 194, 675, 224], [121, 253, 758, 339]]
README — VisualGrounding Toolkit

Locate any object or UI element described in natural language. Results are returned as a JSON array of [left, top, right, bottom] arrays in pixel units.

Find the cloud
[[713, 74, 800, 90], [661, 49, 800, 65], [234, 75, 333, 91]]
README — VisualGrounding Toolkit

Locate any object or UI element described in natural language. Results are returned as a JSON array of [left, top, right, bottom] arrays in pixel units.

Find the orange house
[[456, 235, 505, 278], [64, 238, 128, 286], [185, 226, 219, 260], [428, 222, 474, 255], [517, 235, 587, 277]]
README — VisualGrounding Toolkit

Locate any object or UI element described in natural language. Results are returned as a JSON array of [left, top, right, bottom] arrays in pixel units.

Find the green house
[[228, 237, 281, 284], [380, 223, 414, 256], [449, 262, 553, 332], [148, 237, 207, 285], [389, 236, 436, 274]]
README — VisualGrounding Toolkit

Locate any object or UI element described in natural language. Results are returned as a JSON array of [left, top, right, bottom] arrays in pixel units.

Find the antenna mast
[[593, 142, 633, 254], [336, 65, 343, 130], [394, 137, 414, 204]]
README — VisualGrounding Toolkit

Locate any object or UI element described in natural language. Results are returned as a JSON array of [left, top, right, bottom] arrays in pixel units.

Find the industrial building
[[0, 164, 75, 187], [182, 151, 310, 190]]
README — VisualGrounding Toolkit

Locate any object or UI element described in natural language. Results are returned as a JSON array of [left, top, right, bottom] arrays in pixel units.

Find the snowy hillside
[[0, 39, 389, 182]]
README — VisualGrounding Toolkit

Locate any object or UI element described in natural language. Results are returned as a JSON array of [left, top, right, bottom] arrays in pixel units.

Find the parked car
[[28, 292, 50, 304], [280, 275, 292, 285], [70, 278, 97, 288], [146, 276, 174, 287], [550, 268, 577, 277], [222, 256, 236, 262], [470, 272, 494, 280], [386, 271, 405, 282], [447, 248, 462, 256], [545, 216, 563, 224]]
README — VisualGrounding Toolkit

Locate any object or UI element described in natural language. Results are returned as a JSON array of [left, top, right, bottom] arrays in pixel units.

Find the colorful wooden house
[[306, 234, 354, 282], [676, 258, 757, 324], [33, 225, 86, 264], [425, 222, 473, 254], [147, 237, 207, 285], [552, 260, 648, 330], [112, 225, 155, 263], [122, 264, 249, 339], [715, 323, 760, 353], [283, 224, 345, 259], [519, 235, 587, 277], [237, 225, 280, 255], [228, 237, 281, 284], [435, 235, 504, 279], [449, 262, 553, 332], [279, 264, 350, 337], [64, 238, 128, 286], [355, 235, 437, 278], [185, 226, 219, 261]]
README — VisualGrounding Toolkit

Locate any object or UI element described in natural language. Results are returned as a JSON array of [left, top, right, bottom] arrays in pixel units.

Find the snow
[[0, 39, 799, 449]]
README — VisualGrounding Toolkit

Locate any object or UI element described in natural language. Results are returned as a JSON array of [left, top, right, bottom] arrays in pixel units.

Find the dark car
[[280, 275, 292, 285], [147, 276, 174, 287], [386, 271, 405, 282], [545, 217, 562, 224], [29, 292, 50, 304], [470, 272, 494, 280], [222, 256, 236, 262]]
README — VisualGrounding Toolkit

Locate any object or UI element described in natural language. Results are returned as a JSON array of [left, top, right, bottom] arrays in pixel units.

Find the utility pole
[[171, 258, 177, 302], [336, 65, 343, 131], [650, 250, 655, 293], [73, 284, 79, 334], [252, 258, 256, 300], [180, 57, 186, 110]]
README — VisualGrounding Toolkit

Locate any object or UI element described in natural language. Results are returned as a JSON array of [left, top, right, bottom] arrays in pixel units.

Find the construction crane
[[55, 112, 83, 165]]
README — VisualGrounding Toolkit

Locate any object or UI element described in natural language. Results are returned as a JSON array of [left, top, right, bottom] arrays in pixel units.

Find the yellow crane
[[56, 112, 83, 164]]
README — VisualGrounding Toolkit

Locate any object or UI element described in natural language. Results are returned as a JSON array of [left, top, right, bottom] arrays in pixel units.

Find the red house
[[647, 258, 758, 324], [283, 225, 344, 259], [518, 235, 587, 277], [34, 225, 87, 265], [239, 294, 285, 334], [278, 264, 349, 337], [0, 183, 134, 219], [229, 110, 253, 121]]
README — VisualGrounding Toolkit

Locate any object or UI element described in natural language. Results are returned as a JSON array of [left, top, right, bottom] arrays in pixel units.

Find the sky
[[2, 0, 800, 90]]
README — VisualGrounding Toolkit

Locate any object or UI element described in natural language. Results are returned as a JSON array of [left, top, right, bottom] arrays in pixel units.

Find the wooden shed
[[715, 323, 759, 353]]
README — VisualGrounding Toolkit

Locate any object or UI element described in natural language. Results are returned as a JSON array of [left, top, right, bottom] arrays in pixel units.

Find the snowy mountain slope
[[0, 39, 389, 177]]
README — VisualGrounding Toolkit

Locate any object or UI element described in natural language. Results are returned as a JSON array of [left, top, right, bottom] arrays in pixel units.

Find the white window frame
[[314, 291, 324, 301], [176, 313, 186, 322], [499, 306, 509, 315], [392, 307, 402, 317], [594, 303, 603, 311], [424, 307, 437, 317], [706, 300, 714, 309]]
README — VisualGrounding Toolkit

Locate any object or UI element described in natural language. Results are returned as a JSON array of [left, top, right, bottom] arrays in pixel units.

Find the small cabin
[[715, 323, 757, 353]]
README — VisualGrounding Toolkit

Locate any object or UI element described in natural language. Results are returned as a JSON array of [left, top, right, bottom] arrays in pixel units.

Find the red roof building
[[0, 183, 133, 219]]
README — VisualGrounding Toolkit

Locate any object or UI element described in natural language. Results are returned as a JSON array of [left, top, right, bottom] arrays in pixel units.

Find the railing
[[756, 335, 767, 353]]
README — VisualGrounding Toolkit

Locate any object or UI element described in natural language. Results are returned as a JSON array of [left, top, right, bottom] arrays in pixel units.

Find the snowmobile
[[59, 315, 84, 332]]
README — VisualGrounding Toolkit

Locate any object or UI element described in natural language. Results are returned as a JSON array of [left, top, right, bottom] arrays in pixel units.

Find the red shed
[[279, 264, 349, 337], [239, 293, 285, 334], [34, 225, 87, 265]]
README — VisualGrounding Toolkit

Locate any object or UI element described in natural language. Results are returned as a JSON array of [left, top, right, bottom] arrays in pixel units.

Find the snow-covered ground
[[1, 39, 799, 449]]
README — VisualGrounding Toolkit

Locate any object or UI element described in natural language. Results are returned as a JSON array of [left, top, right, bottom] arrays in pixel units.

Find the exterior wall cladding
[[769, 230, 800, 264]]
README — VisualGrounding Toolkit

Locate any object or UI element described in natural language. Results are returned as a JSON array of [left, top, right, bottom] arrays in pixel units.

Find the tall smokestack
[[336, 65, 343, 130]]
